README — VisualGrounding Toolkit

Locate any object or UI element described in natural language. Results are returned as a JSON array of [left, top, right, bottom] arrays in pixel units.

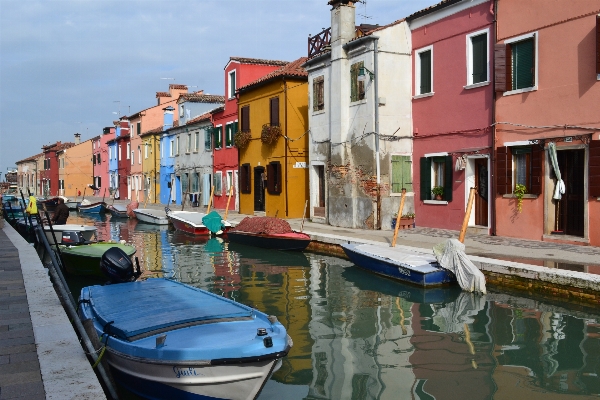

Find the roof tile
[[238, 57, 308, 93]]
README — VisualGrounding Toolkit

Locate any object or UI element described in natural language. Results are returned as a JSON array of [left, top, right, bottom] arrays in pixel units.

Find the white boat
[[43, 224, 97, 246], [65, 200, 80, 210], [79, 278, 292, 400], [132, 208, 169, 225], [166, 210, 232, 236]]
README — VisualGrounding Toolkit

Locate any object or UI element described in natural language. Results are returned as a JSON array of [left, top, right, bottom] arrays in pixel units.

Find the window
[[194, 131, 199, 151], [213, 171, 222, 195], [350, 61, 365, 102], [169, 139, 174, 157], [204, 128, 212, 151], [228, 70, 236, 99], [131, 151, 134, 165], [226, 171, 233, 194], [240, 163, 251, 193], [191, 172, 199, 192], [137, 122, 141, 137], [175, 137, 180, 155], [214, 126, 223, 149], [108, 147, 112, 161], [391, 155, 413, 193], [93, 155, 96, 165], [179, 104, 184, 118], [118, 145, 122, 161], [467, 30, 489, 86], [495, 33, 537, 93], [513, 147, 531, 190], [182, 173, 189, 195], [131, 124, 135, 136], [241, 105, 250, 132], [313, 75, 325, 111], [127, 143, 131, 159], [138, 147, 141, 164], [419, 155, 452, 201], [270, 97, 280, 126], [267, 161, 282, 194], [186, 133, 191, 153], [415, 46, 433, 96], [144, 143, 149, 159], [496, 145, 542, 195], [98, 153, 101, 164], [226, 122, 237, 147]]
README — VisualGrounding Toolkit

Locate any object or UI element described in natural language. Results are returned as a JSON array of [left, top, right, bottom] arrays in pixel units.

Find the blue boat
[[79, 278, 292, 400], [78, 201, 106, 213], [341, 243, 456, 287]]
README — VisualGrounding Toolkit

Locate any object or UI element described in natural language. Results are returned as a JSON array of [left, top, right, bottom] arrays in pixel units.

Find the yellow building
[[141, 127, 162, 203], [61, 134, 92, 197], [237, 57, 309, 218]]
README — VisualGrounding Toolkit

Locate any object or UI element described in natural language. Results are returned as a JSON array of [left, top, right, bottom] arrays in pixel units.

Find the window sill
[[193, 151, 198, 154], [464, 81, 490, 90], [185, 152, 190, 155], [391, 192, 414, 197], [503, 86, 538, 96], [424, 200, 448, 205], [350, 99, 367, 107], [412, 92, 434, 100], [502, 194, 538, 199], [312, 109, 326, 115]]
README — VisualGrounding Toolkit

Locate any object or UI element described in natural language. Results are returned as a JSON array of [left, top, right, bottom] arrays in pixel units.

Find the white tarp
[[433, 239, 487, 294], [548, 142, 565, 200]]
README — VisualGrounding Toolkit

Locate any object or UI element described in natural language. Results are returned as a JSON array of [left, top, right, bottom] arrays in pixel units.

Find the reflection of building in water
[[306, 258, 416, 399], [210, 241, 241, 299], [488, 298, 600, 398]]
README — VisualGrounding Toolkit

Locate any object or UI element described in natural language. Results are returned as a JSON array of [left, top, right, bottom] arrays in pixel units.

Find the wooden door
[[557, 149, 584, 236], [253, 167, 265, 212], [474, 159, 489, 226]]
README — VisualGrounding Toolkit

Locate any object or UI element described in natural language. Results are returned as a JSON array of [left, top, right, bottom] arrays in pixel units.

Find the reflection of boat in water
[[227, 242, 310, 268], [107, 204, 128, 218], [134, 221, 169, 232], [170, 230, 209, 245], [78, 212, 107, 223], [78, 278, 292, 400], [342, 267, 461, 304]]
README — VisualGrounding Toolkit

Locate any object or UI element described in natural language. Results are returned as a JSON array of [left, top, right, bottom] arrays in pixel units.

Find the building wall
[[141, 131, 161, 203], [95, 128, 114, 198], [62, 139, 93, 197], [410, 0, 494, 231], [117, 135, 131, 199], [238, 78, 309, 218], [494, 0, 600, 244], [129, 115, 144, 203]]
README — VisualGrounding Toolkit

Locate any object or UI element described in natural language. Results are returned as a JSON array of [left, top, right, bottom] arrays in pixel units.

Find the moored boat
[[107, 204, 129, 218], [65, 200, 80, 210], [167, 210, 232, 236], [38, 197, 61, 211], [133, 208, 169, 225], [61, 242, 136, 277], [78, 201, 106, 214], [43, 224, 97, 246], [78, 278, 292, 400], [227, 216, 311, 251], [341, 243, 456, 287]]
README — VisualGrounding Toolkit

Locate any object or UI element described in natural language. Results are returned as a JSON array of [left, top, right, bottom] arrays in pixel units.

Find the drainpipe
[[491, 0, 498, 236], [374, 37, 381, 230], [284, 78, 289, 217]]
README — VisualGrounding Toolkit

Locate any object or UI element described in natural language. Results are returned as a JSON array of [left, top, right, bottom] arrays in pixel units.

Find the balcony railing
[[308, 27, 331, 58]]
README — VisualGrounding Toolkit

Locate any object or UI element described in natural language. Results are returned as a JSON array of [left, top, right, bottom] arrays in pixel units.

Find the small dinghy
[[132, 208, 169, 225], [78, 201, 106, 214], [79, 254, 292, 400], [107, 204, 128, 218], [43, 224, 97, 246], [166, 209, 232, 236], [227, 216, 311, 251]]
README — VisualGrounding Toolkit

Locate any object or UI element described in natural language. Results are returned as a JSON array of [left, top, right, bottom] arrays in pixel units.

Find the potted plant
[[431, 186, 444, 200], [261, 124, 281, 145], [391, 212, 415, 230], [233, 130, 251, 149], [514, 184, 527, 213]]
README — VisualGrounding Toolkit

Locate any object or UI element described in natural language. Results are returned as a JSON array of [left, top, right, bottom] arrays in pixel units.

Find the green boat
[[60, 243, 136, 277]]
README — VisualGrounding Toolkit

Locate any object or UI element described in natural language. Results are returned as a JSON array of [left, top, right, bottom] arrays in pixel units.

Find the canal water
[[65, 212, 600, 399]]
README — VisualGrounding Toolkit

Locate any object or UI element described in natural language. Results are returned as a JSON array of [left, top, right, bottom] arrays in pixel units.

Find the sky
[[0, 0, 439, 178]]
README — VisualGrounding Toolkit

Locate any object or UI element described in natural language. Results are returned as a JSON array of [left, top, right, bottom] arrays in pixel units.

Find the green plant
[[402, 212, 415, 219], [514, 184, 527, 213], [261, 124, 281, 145], [233, 130, 251, 149], [431, 186, 444, 198]]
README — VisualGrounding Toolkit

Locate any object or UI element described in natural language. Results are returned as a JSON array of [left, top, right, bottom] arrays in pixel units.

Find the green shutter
[[350, 64, 358, 101], [214, 127, 222, 148], [472, 33, 487, 84], [402, 157, 413, 193], [444, 155, 453, 202], [420, 157, 431, 200], [420, 50, 432, 94], [512, 38, 534, 90], [391, 156, 413, 193], [205, 128, 211, 150]]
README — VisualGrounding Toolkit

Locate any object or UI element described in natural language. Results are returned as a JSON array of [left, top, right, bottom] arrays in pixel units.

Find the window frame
[[391, 155, 413, 194], [194, 131, 199, 152], [465, 28, 490, 88], [502, 32, 538, 96], [228, 70, 236, 99], [169, 139, 174, 157], [266, 161, 282, 195], [186, 132, 191, 153], [419, 154, 452, 202], [240, 163, 251, 194], [512, 146, 532, 192], [414, 45, 434, 97], [213, 171, 223, 196], [313, 75, 325, 112], [118, 145, 122, 161], [350, 61, 366, 102], [204, 127, 212, 151], [175, 136, 180, 156], [126, 143, 131, 159], [144, 143, 149, 159], [214, 125, 223, 149]]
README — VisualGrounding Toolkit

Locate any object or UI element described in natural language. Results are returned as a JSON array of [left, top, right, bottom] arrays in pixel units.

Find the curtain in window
[[514, 153, 528, 186]]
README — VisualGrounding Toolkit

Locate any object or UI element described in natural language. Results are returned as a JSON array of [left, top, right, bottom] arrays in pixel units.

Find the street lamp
[[357, 66, 375, 82]]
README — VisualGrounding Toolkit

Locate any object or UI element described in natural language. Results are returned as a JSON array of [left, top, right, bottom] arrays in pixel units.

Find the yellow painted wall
[[63, 140, 93, 197], [238, 78, 309, 218], [141, 133, 161, 203]]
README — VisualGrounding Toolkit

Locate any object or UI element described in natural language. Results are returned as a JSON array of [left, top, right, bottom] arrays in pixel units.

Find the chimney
[[163, 106, 175, 131], [330, 0, 358, 56], [74, 133, 81, 145]]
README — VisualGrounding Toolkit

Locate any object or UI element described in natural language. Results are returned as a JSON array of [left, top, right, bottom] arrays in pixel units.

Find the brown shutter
[[312, 80, 318, 111], [270, 97, 279, 126], [241, 106, 250, 132], [590, 139, 600, 197], [496, 146, 512, 195], [240, 163, 251, 194], [530, 144, 542, 195], [266, 163, 275, 193], [597, 15, 600, 75], [494, 43, 507, 92], [275, 162, 282, 194]]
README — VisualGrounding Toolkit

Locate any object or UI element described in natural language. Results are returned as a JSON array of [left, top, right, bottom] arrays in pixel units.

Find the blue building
[[159, 106, 177, 205], [107, 122, 120, 197]]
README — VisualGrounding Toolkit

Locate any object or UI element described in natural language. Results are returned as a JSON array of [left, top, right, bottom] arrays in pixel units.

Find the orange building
[[61, 134, 93, 197]]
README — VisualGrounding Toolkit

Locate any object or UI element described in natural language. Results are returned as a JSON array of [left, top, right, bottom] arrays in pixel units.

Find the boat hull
[[133, 209, 169, 225], [170, 216, 210, 235], [167, 211, 232, 236], [78, 202, 106, 213], [65, 201, 80, 210], [61, 243, 135, 277], [341, 243, 456, 287], [107, 351, 277, 400], [43, 224, 97, 246], [108, 205, 128, 218], [227, 231, 310, 251]]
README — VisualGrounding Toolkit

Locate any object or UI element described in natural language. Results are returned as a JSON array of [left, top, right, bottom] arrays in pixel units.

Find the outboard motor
[[60, 231, 87, 245], [100, 247, 139, 284]]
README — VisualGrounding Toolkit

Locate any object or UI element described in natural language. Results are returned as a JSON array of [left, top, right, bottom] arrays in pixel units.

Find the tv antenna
[[357, 0, 372, 21]]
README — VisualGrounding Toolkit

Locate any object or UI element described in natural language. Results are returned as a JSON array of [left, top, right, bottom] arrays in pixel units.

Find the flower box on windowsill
[[391, 217, 415, 230]]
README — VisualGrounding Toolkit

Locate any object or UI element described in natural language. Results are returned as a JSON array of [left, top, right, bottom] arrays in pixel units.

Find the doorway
[[556, 149, 584, 237], [474, 158, 489, 226], [313, 165, 325, 218], [254, 166, 265, 212]]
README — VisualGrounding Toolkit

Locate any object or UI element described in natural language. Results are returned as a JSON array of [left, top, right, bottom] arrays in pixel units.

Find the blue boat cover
[[87, 279, 253, 340]]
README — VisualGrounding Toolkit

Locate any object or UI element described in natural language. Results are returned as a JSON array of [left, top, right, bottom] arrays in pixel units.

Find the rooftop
[[237, 57, 308, 93]]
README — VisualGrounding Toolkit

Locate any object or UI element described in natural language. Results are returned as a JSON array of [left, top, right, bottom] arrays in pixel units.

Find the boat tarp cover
[[231, 216, 293, 235], [62, 243, 136, 258], [433, 239, 486, 294], [87, 279, 253, 340], [201, 211, 224, 233]]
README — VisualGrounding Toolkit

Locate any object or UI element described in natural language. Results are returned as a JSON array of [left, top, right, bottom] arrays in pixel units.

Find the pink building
[[494, 0, 600, 246], [211, 57, 288, 211], [408, 0, 494, 233], [93, 127, 114, 197]]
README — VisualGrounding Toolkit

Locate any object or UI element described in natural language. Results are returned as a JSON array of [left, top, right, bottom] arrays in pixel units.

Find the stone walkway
[[0, 229, 45, 400]]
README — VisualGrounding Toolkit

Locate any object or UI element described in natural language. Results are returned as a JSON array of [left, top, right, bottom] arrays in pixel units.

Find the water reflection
[[65, 217, 600, 400]]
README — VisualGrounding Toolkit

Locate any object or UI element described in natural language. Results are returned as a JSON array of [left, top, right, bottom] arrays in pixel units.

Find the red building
[[211, 57, 288, 211], [408, 0, 494, 233], [116, 118, 131, 199], [39, 141, 73, 197], [92, 126, 115, 196]]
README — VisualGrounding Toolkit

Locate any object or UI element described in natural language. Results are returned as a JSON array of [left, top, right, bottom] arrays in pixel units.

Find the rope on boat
[[92, 346, 107, 369]]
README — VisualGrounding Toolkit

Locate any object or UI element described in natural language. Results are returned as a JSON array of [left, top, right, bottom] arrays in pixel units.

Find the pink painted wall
[[212, 60, 285, 210], [411, 1, 494, 230], [494, 0, 600, 245], [95, 128, 114, 197]]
